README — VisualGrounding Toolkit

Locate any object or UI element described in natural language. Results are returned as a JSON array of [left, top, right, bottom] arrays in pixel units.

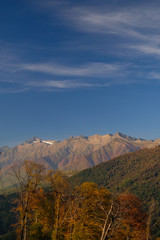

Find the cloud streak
[[0, 48, 129, 92], [20, 62, 123, 78], [129, 44, 160, 56], [0, 50, 156, 93], [0, 88, 29, 94], [38, 2, 160, 58], [69, 5, 160, 57], [64, 5, 160, 37], [23, 1, 160, 63], [27, 80, 109, 89]]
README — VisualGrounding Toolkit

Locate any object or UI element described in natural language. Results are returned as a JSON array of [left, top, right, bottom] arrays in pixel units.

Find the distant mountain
[[22, 136, 54, 145], [0, 132, 160, 181], [22, 136, 42, 145], [0, 146, 10, 153]]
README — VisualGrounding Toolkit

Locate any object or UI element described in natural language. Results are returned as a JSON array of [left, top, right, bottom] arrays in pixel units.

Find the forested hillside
[[71, 146, 160, 203]]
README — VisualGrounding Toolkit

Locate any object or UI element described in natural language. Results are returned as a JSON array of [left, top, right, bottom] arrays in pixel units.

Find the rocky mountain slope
[[0, 146, 10, 153], [0, 132, 160, 176]]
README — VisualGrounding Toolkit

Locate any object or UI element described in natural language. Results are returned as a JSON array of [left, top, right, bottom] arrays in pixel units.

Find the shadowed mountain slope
[[71, 146, 160, 203]]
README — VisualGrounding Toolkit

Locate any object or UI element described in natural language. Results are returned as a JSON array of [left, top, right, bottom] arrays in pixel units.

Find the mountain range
[[0, 132, 160, 179]]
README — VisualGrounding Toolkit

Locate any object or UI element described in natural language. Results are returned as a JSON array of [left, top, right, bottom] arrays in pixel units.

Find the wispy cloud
[[27, 80, 109, 89], [149, 72, 160, 80], [0, 47, 128, 92], [129, 44, 160, 56], [20, 62, 123, 77], [0, 50, 155, 92], [69, 6, 160, 59], [0, 88, 29, 94], [37, 2, 160, 58], [64, 5, 160, 38]]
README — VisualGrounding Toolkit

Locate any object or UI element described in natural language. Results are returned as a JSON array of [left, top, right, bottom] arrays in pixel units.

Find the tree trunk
[[100, 201, 114, 240]]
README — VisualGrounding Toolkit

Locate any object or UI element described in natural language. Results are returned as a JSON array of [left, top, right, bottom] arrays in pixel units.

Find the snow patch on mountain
[[42, 140, 53, 145]]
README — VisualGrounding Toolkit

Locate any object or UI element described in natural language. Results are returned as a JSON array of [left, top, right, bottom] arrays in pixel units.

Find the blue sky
[[1, 0, 160, 146]]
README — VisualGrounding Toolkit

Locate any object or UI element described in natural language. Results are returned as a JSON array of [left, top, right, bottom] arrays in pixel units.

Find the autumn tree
[[28, 187, 54, 240], [112, 192, 147, 240], [66, 182, 112, 240], [12, 161, 46, 240], [46, 170, 72, 240], [11, 163, 148, 240]]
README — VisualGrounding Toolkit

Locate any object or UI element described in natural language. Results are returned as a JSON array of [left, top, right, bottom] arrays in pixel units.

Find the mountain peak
[[114, 132, 137, 141], [22, 136, 42, 145], [22, 137, 55, 146]]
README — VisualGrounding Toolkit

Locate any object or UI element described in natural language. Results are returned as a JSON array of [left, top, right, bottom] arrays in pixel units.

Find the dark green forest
[[0, 194, 16, 240], [71, 146, 160, 202]]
